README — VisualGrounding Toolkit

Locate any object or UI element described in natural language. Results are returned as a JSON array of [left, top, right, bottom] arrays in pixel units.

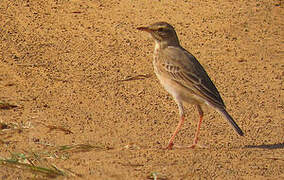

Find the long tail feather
[[218, 108, 244, 136]]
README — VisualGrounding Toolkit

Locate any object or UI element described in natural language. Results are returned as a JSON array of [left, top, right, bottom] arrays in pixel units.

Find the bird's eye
[[157, 28, 164, 32]]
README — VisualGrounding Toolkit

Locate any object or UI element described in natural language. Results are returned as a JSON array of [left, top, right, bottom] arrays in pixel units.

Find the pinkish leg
[[164, 100, 185, 150], [188, 105, 204, 148], [165, 114, 185, 149]]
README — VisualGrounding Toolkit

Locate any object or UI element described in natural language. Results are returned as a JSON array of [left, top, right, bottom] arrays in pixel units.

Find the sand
[[0, 0, 283, 179]]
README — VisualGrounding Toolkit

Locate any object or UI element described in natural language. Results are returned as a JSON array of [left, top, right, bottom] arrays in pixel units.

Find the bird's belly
[[154, 71, 204, 105]]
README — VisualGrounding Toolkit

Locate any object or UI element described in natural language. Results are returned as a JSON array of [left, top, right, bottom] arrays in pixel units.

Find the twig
[[118, 74, 151, 82]]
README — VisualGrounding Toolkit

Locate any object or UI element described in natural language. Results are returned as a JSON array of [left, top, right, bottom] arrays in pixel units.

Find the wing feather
[[159, 47, 225, 108]]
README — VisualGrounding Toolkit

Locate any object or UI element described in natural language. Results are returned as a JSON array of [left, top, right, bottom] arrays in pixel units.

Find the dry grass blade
[[45, 125, 73, 134], [36, 122, 72, 134], [0, 101, 18, 110], [0, 158, 65, 178], [35, 121, 72, 134], [0, 121, 32, 139], [0, 149, 84, 178], [58, 143, 112, 153], [118, 74, 151, 82]]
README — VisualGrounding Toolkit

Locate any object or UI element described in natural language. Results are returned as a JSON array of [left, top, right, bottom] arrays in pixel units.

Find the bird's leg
[[188, 105, 204, 148], [166, 114, 184, 149], [165, 101, 184, 150]]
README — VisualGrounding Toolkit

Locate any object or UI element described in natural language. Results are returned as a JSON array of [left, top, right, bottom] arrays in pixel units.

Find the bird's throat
[[154, 41, 161, 55]]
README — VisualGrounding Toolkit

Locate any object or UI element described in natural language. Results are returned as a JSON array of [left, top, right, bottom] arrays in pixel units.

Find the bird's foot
[[163, 142, 174, 150], [163, 141, 206, 150]]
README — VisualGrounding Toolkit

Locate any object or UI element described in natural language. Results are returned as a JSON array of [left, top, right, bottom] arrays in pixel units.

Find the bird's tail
[[218, 108, 244, 136]]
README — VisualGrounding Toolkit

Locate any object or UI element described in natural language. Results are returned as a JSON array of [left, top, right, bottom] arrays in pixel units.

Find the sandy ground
[[0, 0, 283, 179]]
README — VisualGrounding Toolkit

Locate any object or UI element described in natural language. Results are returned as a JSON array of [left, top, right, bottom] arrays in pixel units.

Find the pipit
[[137, 22, 244, 149]]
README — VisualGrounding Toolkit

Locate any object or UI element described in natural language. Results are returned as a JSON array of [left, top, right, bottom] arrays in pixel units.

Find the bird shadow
[[244, 143, 284, 150]]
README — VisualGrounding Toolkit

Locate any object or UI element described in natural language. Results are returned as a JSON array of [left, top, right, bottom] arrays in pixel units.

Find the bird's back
[[157, 45, 226, 108]]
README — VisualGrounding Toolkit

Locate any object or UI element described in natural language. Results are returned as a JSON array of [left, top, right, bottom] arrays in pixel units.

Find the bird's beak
[[137, 26, 152, 33]]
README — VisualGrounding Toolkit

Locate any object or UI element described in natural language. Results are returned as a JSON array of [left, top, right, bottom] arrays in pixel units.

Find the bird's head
[[137, 22, 180, 47]]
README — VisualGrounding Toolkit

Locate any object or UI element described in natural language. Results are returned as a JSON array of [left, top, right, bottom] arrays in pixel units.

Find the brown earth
[[0, 0, 283, 179]]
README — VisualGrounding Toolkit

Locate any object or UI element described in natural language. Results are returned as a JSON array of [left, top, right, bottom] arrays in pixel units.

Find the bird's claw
[[164, 142, 174, 150]]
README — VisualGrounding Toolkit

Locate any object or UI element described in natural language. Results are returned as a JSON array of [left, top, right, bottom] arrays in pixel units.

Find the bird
[[137, 22, 244, 149]]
